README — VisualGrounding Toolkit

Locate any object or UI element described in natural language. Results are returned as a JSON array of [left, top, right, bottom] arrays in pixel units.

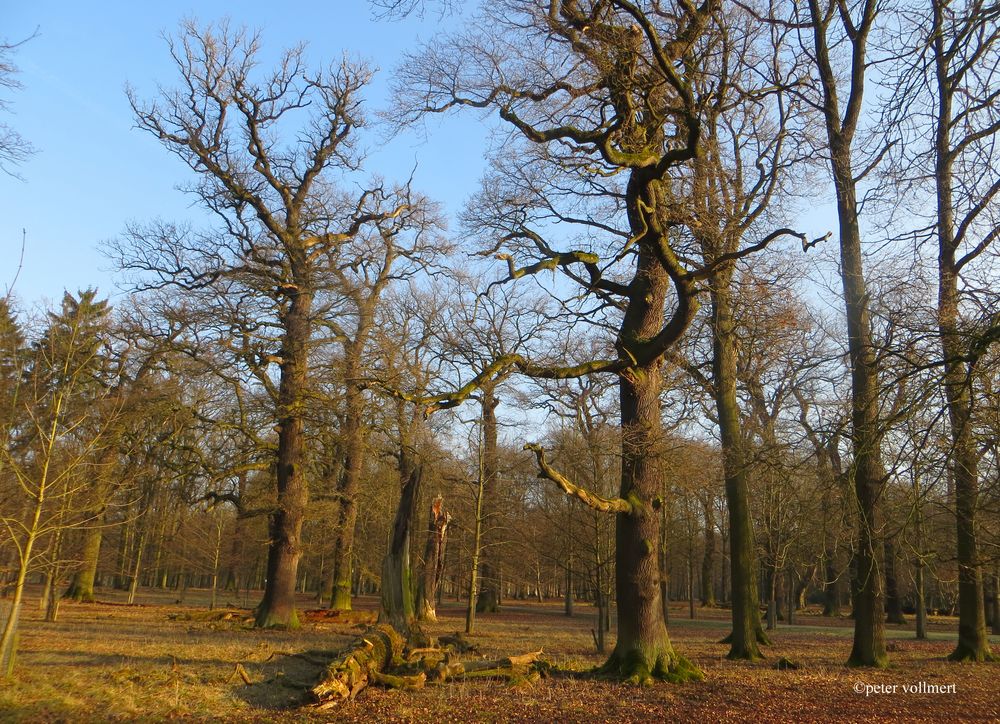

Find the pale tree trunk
[[330, 350, 365, 612], [701, 497, 716, 607], [65, 524, 103, 603], [65, 448, 116, 602], [0, 477, 44, 675], [915, 556, 928, 640], [466, 422, 487, 635]]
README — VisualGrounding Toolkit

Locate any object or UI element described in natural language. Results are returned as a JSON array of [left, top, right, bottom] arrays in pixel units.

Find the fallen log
[[432, 650, 544, 682], [438, 631, 479, 654], [310, 626, 548, 708], [310, 624, 406, 705]]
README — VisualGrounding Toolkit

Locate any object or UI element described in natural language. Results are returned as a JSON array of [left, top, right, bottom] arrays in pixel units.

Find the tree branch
[[523, 443, 632, 514]]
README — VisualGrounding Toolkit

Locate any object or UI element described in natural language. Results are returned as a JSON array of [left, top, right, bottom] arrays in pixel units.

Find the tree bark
[[476, 387, 501, 614], [932, 0, 993, 662], [416, 496, 450, 622], [330, 351, 365, 612], [700, 497, 716, 607], [599, 221, 700, 683], [711, 279, 767, 658], [884, 541, 906, 624], [992, 568, 1000, 636], [311, 625, 407, 704], [255, 287, 312, 629], [807, 0, 888, 668], [64, 525, 102, 603], [823, 553, 840, 617], [915, 554, 928, 640], [380, 464, 422, 635]]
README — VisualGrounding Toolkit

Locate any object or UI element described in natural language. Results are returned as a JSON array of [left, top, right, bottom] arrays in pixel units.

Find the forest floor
[[0, 586, 997, 722]]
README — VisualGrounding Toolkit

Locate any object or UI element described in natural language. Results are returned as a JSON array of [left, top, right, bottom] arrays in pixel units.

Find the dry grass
[[0, 586, 997, 722]]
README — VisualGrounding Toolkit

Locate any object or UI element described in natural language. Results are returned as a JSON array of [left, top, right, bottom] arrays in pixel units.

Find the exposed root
[[596, 649, 704, 686], [947, 644, 996, 663], [719, 626, 770, 647]]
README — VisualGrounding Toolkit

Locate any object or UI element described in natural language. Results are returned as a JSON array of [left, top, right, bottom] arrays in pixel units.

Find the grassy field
[[0, 586, 997, 722]]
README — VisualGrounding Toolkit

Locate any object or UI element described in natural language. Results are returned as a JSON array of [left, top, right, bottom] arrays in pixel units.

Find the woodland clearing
[[0, 587, 996, 722]]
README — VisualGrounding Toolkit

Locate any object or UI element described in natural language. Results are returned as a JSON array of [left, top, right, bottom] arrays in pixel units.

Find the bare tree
[[114, 21, 427, 628], [393, 0, 782, 682], [0, 33, 36, 175], [796, 0, 891, 667], [671, 1, 816, 659], [882, 0, 1000, 662], [0, 293, 118, 674]]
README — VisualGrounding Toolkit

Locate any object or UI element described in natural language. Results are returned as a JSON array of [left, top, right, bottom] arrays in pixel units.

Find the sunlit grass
[[0, 586, 997, 722]]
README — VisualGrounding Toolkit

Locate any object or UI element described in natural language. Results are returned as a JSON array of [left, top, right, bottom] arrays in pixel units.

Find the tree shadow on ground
[[235, 649, 340, 711]]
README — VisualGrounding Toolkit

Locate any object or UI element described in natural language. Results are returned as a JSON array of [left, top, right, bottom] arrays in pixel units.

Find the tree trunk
[[0, 499, 42, 676], [381, 464, 422, 635], [766, 565, 777, 631], [564, 560, 574, 617], [476, 387, 501, 614], [700, 497, 715, 607], [991, 568, 1000, 636], [223, 473, 247, 593], [884, 541, 906, 624], [600, 360, 699, 683], [787, 569, 794, 625], [416, 496, 450, 622], [822, 547, 840, 617], [932, 1, 993, 659], [594, 171, 703, 681], [807, 0, 888, 668], [915, 555, 928, 640], [64, 525, 103, 603], [710, 279, 767, 659], [829, 135, 887, 667], [255, 288, 311, 629], [330, 352, 365, 612]]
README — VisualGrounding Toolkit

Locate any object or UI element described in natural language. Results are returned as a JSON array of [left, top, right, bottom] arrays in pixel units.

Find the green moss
[[596, 648, 704, 685], [657, 653, 704, 684], [846, 651, 889, 668], [947, 645, 997, 663], [329, 585, 352, 611], [255, 608, 300, 630]]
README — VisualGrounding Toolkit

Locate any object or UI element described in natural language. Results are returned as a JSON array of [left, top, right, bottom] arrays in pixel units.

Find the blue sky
[[1, 1, 490, 308]]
